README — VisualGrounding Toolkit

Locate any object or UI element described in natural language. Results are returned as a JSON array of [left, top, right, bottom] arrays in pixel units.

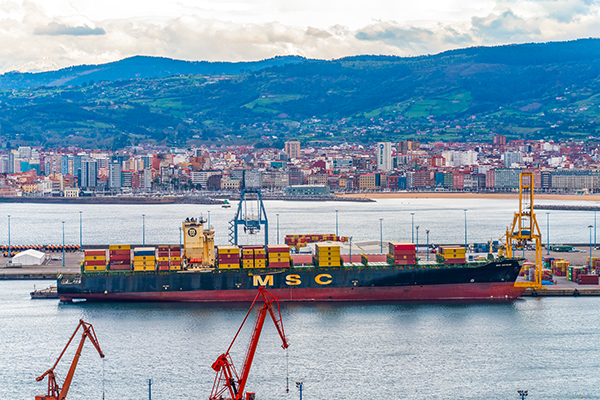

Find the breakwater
[[534, 204, 600, 211]]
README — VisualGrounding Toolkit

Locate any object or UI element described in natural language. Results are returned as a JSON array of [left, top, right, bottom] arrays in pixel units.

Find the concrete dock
[[1, 251, 82, 280]]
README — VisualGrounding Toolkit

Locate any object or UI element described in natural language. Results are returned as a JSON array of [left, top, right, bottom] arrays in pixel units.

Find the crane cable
[[102, 357, 105, 400], [285, 348, 289, 394]]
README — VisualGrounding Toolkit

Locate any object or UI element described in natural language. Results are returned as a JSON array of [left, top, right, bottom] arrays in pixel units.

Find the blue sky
[[0, 0, 598, 72]]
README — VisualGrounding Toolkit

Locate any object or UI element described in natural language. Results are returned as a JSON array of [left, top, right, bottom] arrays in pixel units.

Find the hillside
[[1, 39, 600, 148]]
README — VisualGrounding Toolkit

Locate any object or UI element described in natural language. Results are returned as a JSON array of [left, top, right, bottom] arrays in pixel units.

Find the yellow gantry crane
[[507, 172, 544, 289]]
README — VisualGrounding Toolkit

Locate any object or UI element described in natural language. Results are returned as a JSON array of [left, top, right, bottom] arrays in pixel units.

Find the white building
[[376, 142, 392, 171]]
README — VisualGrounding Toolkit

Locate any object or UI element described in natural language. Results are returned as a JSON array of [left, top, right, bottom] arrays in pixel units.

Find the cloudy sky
[[0, 0, 599, 73]]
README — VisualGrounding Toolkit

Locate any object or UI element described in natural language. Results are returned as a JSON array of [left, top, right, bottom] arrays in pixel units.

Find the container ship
[[58, 217, 525, 302]]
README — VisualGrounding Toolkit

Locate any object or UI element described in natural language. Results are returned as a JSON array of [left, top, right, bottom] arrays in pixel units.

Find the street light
[[276, 213, 280, 244], [62, 221, 65, 267], [546, 212, 550, 255], [416, 225, 420, 255], [463, 209, 467, 250], [426, 230, 430, 261], [379, 218, 383, 253], [335, 209, 339, 237], [589, 225, 594, 270], [207, 211, 211, 230], [349, 236, 353, 263], [411, 213, 415, 243], [79, 211, 82, 251], [296, 382, 303, 400], [179, 227, 182, 250], [142, 214, 146, 247]]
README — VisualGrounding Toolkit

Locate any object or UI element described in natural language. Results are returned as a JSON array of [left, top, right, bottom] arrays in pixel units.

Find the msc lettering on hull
[[253, 274, 334, 287]]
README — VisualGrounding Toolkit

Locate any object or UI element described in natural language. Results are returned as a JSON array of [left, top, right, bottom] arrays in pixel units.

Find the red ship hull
[[59, 281, 525, 303]]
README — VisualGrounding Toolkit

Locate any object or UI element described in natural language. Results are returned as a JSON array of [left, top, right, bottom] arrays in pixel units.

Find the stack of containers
[[266, 245, 290, 268], [157, 246, 170, 271], [84, 249, 106, 272], [241, 247, 255, 269], [254, 247, 266, 268], [578, 274, 599, 285], [217, 246, 240, 269], [387, 242, 416, 266], [170, 245, 181, 270], [285, 234, 349, 250], [567, 266, 587, 282], [108, 245, 131, 271], [552, 259, 569, 276], [436, 246, 466, 264], [314, 243, 341, 267], [133, 247, 156, 272], [587, 257, 599, 269]]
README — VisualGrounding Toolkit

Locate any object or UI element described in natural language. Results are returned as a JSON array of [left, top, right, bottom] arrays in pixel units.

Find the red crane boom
[[210, 287, 289, 400], [35, 319, 105, 400]]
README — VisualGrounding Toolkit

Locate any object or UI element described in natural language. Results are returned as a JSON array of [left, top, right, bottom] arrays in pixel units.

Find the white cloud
[[0, 0, 599, 73]]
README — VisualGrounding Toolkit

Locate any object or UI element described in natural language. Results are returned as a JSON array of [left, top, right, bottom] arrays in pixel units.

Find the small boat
[[30, 286, 58, 299], [222, 199, 231, 208]]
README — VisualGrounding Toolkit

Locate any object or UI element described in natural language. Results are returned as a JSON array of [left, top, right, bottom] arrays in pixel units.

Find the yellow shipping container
[[254, 260, 267, 267], [158, 256, 169, 262], [268, 252, 289, 258], [84, 265, 106, 272], [170, 264, 182, 271], [133, 265, 155, 272], [242, 260, 254, 268], [217, 246, 239, 254], [109, 244, 131, 250], [133, 255, 156, 262], [253, 249, 266, 255], [219, 263, 239, 269], [317, 261, 341, 267], [316, 244, 341, 252], [84, 255, 106, 261], [242, 249, 254, 255], [133, 260, 155, 266], [170, 256, 181, 262]]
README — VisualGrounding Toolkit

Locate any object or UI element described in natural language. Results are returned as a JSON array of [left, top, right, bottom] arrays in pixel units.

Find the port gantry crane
[[229, 189, 269, 246], [210, 287, 289, 400], [506, 172, 544, 290], [35, 319, 105, 400]]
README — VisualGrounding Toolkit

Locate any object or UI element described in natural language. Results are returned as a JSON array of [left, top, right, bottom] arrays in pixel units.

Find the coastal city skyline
[[3, 136, 600, 197]]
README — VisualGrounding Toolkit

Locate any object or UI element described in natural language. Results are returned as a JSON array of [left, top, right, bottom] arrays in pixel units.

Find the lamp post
[[463, 209, 467, 250], [79, 211, 82, 251], [296, 382, 303, 400], [411, 213, 415, 243], [7, 215, 10, 261], [207, 211, 211, 230], [179, 227, 182, 250], [546, 212, 550, 255], [416, 225, 420, 255], [379, 218, 383, 253], [335, 209, 339, 237], [142, 214, 146, 247], [589, 225, 594, 270], [62, 221, 65, 267], [276, 214, 280, 244], [426, 230, 430, 261]]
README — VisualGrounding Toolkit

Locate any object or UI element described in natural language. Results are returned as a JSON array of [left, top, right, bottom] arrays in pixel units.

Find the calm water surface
[[3, 199, 600, 399], [2, 280, 600, 400]]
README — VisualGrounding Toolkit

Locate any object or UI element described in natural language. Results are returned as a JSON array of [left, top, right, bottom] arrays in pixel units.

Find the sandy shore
[[337, 192, 600, 201]]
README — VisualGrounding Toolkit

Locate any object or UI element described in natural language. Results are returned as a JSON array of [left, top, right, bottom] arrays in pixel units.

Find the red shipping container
[[158, 261, 170, 266], [170, 245, 180, 249], [85, 250, 106, 256], [578, 274, 599, 285], [158, 265, 170, 271], [110, 254, 130, 261], [268, 262, 289, 268], [109, 260, 130, 266], [109, 249, 130, 256], [445, 258, 466, 264], [85, 260, 106, 266], [158, 246, 170, 251], [392, 249, 417, 256], [218, 254, 240, 260], [109, 264, 131, 271], [170, 250, 181, 255]]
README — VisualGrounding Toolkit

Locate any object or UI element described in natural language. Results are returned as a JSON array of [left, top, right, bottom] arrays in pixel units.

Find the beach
[[337, 192, 600, 201]]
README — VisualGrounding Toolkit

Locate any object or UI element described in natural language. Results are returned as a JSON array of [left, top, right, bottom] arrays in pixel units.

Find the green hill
[[1, 39, 600, 148]]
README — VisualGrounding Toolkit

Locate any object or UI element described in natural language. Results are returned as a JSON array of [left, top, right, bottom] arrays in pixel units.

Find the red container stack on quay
[[387, 242, 416, 266], [108, 245, 131, 271], [157, 246, 170, 271], [170, 245, 181, 270], [578, 274, 599, 285]]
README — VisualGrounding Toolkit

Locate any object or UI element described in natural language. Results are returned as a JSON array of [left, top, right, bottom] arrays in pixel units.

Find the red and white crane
[[210, 287, 289, 400]]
